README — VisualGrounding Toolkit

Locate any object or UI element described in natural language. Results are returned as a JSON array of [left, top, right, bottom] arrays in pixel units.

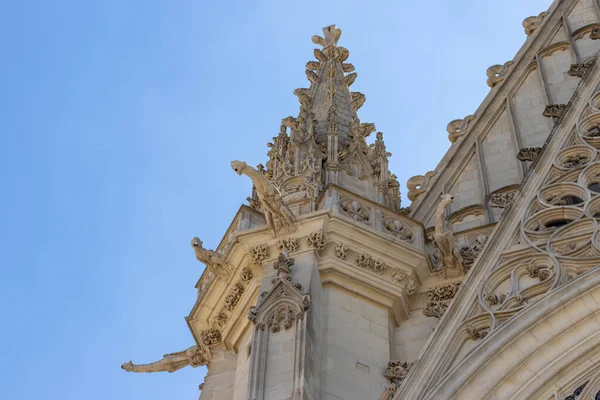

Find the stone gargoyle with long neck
[[121, 344, 208, 373], [432, 194, 464, 278], [231, 160, 296, 236], [190, 237, 231, 279]]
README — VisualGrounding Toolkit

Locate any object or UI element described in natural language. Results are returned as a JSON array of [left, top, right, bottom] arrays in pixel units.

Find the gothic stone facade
[[122, 1, 600, 399]]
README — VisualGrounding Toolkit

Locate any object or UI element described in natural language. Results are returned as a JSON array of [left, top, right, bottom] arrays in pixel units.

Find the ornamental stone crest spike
[[312, 25, 342, 48]]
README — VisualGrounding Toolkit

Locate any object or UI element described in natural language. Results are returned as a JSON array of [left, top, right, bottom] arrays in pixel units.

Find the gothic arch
[[423, 267, 600, 399]]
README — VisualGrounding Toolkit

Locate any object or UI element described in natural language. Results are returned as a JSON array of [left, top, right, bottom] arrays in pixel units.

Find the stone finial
[[522, 12, 548, 35], [447, 115, 476, 143], [486, 61, 514, 88], [312, 25, 342, 48]]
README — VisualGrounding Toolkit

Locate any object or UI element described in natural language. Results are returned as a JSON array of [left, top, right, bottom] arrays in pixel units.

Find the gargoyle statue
[[121, 345, 209, 373], [433, 194, 464, 278], [231, 160, 296, 236], [191, 237, 231, 279]]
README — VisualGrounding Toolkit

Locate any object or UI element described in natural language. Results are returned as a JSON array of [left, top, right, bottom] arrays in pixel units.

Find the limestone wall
[[320, 287, 390, 400]]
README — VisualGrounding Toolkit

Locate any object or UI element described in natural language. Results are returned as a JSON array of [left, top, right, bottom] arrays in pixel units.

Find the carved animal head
[[440, 193, 454, 206], [121, 361, 133, 372], [230, 160, 247, 176], [191, 237, 202, 248]]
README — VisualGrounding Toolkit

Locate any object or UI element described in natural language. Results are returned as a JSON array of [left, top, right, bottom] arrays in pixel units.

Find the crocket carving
[[433, 194, 463, 278], [231, 161, 296, 236]]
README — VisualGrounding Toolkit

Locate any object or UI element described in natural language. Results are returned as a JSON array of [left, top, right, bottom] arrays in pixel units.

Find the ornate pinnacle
[[312, 25, 342, 48]]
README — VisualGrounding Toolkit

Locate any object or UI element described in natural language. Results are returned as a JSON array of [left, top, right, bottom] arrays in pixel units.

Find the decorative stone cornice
[[355, 253, 388, 275]]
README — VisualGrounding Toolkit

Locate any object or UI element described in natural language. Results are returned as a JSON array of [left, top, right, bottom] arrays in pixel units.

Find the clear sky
[[0, 0, 551, 398]]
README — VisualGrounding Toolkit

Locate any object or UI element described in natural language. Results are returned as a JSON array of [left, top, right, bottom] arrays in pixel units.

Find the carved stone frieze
[[423, 282, 461, 318], [214, 311, 229, 329], [307, 229, 326, 250], [224, 283, 245, 311], [517, 147, 542, 162], [486, 61, 514, 88], [568, 59, 595, 78], [276, 238, 299, 253], [250, 244, 269, 265], [340, 197, 370, 222], [335, 242, 349, 259], [382, 217, 413, 241], [543, 104, 568, 118], [489, 191, 516, 209], [355, 253, 387, 275]]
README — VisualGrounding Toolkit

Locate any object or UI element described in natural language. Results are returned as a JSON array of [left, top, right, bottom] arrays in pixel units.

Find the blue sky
[[0, 0, 550, 398]]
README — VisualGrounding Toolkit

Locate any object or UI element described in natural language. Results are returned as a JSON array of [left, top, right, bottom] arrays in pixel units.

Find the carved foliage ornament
[[568, 59, 595, 78], [423, 282, 461, 318], [340, 197, 370, 222], [489, 191, 516, 209], [250, 244, 268, 264], [276, 238, 298, 253], [384, 361, 412, 384], [355, 253, 387, 275], [517, 147, 542, 162], [383, 217, 413, 241], [335, 242, 349, 259], [543, 104, 568, 118], [307, 229, 326, 251]]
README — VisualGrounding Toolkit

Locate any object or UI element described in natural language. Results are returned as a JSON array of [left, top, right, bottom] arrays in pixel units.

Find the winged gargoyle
[[432, 194, 464, 278], [231, 160, 296, 236]]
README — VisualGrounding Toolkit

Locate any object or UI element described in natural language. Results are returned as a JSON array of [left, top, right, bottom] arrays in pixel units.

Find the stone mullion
[[536, 54, 553, 105], [505, 96, 527, 179], [561, 15, 580, 63], [475, 140, 493, 223]]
